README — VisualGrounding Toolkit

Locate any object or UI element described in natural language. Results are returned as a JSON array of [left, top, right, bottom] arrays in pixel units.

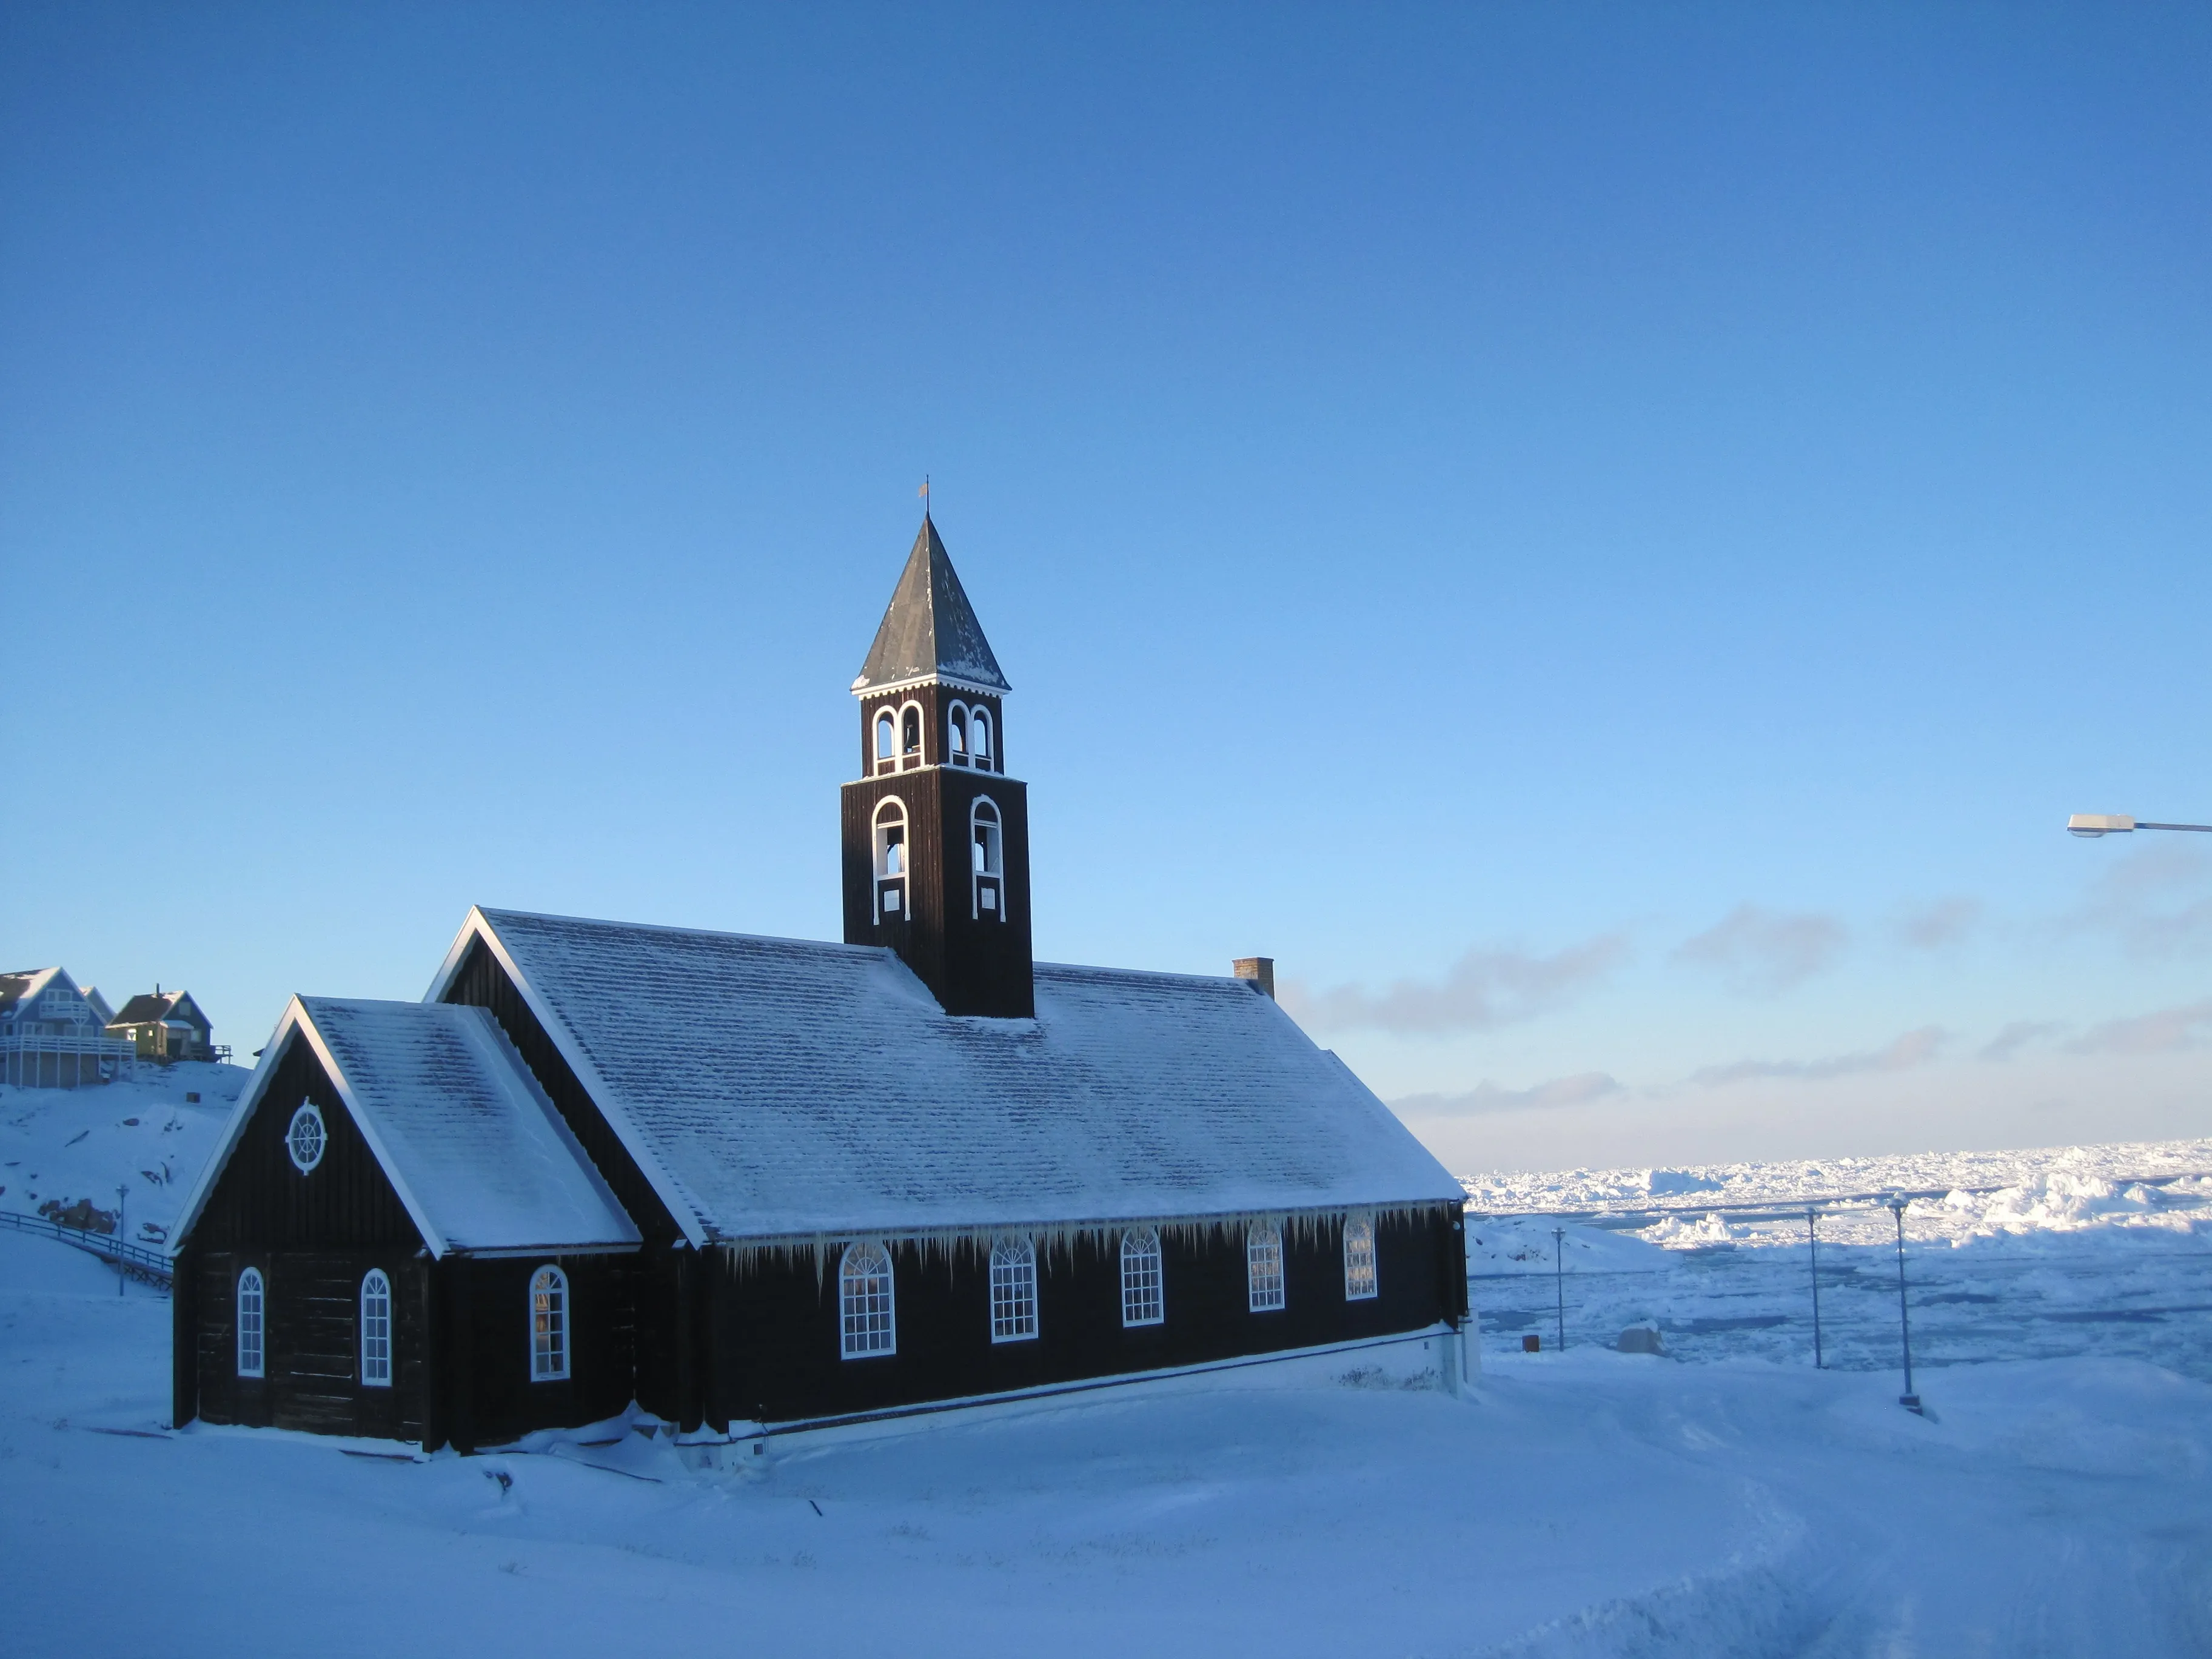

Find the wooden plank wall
[[711, 1205, 1461, 1427], [189, 1248, 429, 1441]]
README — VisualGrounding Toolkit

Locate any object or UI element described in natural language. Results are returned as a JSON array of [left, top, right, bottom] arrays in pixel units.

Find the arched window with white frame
[[971, 796, 1004, 922], [947, 702, 970, 765], [1247, 1224, 1285, 1312], [989, 1238, 1037, 1342], [839, 1242, 896, 1358], [360, 1269, 393, 1387], [530, 1265, 569, 1381], [1342, 1214, 1378, 1301], [900, 702, 923, 765], [969, 708, 993, 771], [873, 797, 908, 922], [236, 1267, 265, 1378], [874, 709, 897, 771], [1120, 1228, 1164, 1327]]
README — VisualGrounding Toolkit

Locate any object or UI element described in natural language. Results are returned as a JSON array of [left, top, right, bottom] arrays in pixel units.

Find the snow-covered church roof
[[432, 907, 1463, 1247], [175, 996, 640, 1258]]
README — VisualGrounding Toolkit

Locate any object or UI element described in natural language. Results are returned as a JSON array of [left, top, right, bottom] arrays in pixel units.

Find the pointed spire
[[851, 515, 1011, 694]]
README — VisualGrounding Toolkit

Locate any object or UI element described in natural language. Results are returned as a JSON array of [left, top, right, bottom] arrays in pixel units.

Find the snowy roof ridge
[[440, 907, 1463, 1244]]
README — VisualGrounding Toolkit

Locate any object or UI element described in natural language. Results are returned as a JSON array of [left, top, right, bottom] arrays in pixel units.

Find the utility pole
[[1551, 1226, 1566, 1352], [116, 1184, 129, 1297], [1806, 1208, 1823, 1369], [1889, 1199, 1921, 1412]]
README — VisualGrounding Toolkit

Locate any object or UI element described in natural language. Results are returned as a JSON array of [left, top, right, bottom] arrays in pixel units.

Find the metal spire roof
[[851, 515, 1011, 694]]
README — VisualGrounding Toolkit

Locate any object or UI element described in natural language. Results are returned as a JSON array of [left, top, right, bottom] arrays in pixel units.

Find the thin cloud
[[2066, 999, 2212, 1056], [1692, 1025, 1946, 1088], [1391, 1072, 1624, 1118], [2067, 843, 2212, 959], [1281, 933, 1629, 1036], [1674, 905, 1847, 996], [1899, 897, 1983, 951], [1979, 1019, 2062, 1062]]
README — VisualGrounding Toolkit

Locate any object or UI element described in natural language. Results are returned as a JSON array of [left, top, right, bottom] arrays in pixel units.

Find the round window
[[286, 1103, 326, 1173]]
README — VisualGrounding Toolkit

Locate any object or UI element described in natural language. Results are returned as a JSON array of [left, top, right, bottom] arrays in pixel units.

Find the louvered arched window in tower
[[873, 799, 908, 922], [839, 1242, 896, 1358], [971, 797, 1004, 921]]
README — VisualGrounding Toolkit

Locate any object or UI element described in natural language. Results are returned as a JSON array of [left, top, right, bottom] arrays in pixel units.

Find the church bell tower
[[840, 514, 1035, 1018]]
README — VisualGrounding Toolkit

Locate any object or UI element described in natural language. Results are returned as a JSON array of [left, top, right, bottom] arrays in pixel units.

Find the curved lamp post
[[2068, 814, 2212, 838]]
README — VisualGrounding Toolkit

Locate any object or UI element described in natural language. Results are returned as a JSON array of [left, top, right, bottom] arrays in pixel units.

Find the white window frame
[[970, 796, 1004, 922], [236, 1266, 265, 1378], [530, 1265, 570, 1381], [360, 1269, 394, 1387], [873, 797, 908, 922], [874, 708, 897, 770], [839, 1241, 897, 1358], [1343, 1214, 1378, 1301], [947, 700, 970, 764], [286, 1103, 326, 1173], [989, 1238, 1038, 1342], [969, 707, 992, 771], [899, 699, 925, 768], [1247, 1224, 1286, 1312], [1120, 1228, 1164, 1327]]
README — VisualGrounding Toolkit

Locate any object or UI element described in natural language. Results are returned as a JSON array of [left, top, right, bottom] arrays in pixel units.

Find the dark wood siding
[[438, 1253, 640, 1452], [840, 767, 1034, 1017], [712, 1205, 1460, 1426], [192, 1030, 423, 1253], [192, 1248, 430, 1441]]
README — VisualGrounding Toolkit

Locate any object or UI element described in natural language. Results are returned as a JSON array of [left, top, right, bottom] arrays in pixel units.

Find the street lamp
[[2067, 814, 2212, 838], [1889, 1198, 1922, 1415]]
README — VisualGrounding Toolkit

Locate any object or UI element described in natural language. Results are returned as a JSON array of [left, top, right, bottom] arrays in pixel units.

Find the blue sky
[[6, 5, 2210, 1172]]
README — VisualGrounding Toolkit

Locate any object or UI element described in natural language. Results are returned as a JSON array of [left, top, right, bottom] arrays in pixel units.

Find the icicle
[[712, 1199, 1451, 1273]]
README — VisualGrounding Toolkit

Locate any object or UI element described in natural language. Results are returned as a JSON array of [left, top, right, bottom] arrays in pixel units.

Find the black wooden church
[[170, 518, 1469, 1450]]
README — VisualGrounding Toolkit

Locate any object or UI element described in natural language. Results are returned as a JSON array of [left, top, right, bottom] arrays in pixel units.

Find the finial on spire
[[919, 475, 931, 521]]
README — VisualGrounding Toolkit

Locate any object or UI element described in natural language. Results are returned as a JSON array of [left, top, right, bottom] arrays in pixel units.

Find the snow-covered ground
[[2, 1088, 2208, 1655], [4, 1228, 2208, 1655]]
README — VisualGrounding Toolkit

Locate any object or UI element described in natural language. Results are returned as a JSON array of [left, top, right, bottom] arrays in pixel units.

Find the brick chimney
[[1232, 957, 1275, 999]]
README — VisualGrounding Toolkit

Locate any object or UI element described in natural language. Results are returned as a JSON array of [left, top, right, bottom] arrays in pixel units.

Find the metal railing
[[0, 1209, 173, 1288], [0, 1029, 139, 1087]]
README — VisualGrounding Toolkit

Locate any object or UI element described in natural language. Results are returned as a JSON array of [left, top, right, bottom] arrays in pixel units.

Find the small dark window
[[902, 706, 921, 756]]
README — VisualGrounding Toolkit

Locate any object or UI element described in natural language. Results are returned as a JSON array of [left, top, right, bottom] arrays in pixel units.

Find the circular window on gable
[[286, 1103, 326, 1173]]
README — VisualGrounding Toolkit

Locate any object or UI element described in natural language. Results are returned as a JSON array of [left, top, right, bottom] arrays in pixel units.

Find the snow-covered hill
[[0, 1063, 248, 1244]]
